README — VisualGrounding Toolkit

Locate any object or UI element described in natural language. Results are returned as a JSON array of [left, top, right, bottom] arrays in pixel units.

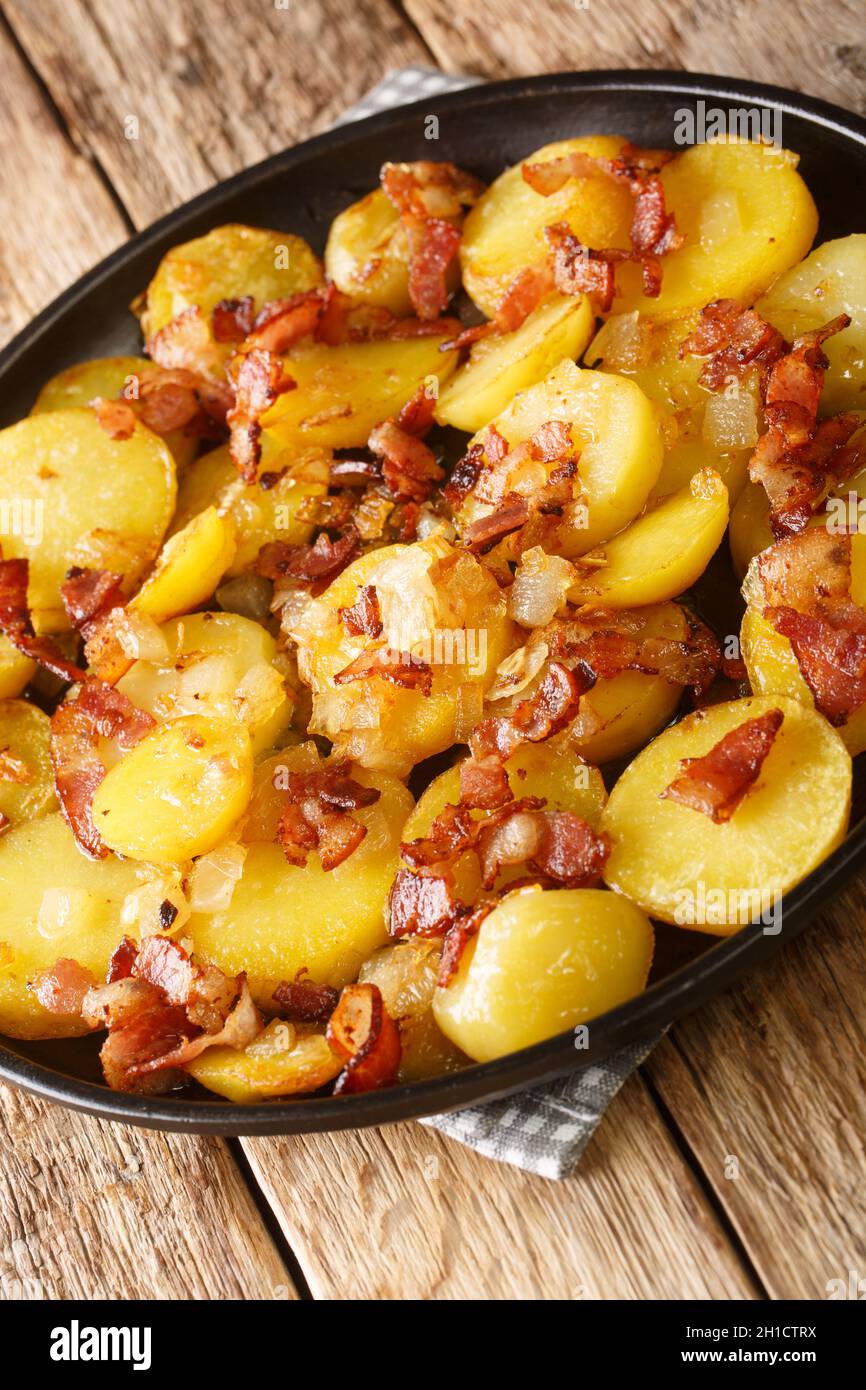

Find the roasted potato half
[[454, 359, 664, 559], [432, 886, 654, 1062], [288, 534, 515, 776], [32, 355, 198, 470], [0, 409, 176, 632], [602, 695, 851, 931], [0, 814, 146, 1038], [756, 234, 866, 416], [139, 223, 324, 340], [187, 742, 414, 1006], [262, 334, 459, 450]]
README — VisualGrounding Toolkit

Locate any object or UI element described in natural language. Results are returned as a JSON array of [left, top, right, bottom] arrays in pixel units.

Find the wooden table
[[1, 0, 864, 1302]]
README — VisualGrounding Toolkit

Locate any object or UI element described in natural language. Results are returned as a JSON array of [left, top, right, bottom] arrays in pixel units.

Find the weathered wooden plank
[[2, 0, 430, 226], [0, 18, 126, 348], [242, 1075, 758, 1300], [404, 0, 866, 116], [645, 890, 866, 1300], [0, 1085, 296, 1299]]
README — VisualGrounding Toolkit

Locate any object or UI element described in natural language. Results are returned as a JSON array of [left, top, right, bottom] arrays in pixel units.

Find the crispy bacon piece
[[274, 760, 381, 871], [544, 223, 656, 311], [106, 935, 138, 984], [134, 365, 210, 435], [339, 583, 383, 638], [400, 801, 478, 871], [327, 981, 401, 1095], [548, 608, 721, 699], [459, 753, 513, 810], [678, 299, 786, 390], [436, 901, 497, 989], [765, 606, 866, 725], [380, 160, 483, 320], [50, 679, 155, 858], [256, 527, 359, 587], [532, 811, 611, 885], [368, 418, 443, 504], [146, 305, 234, 422], [397, 382, 438, 437], [662, 708, 784, 822], [334, 646, 433, 695], [0, 557, 86, 684], [475, 797, 546, 887], [273, 971, 340, 1024], [763, 316, 851, 446], [388, 867, 463, 938], [212, 295, 255, 343], [471, 661, 590, 761], [751, 411, 863, 539], [442, 264, 554, 352], [32, 958, 98, 1016], [228, 347, 296, 483], [463, 494, 530, 553], [246, 288, 333, 354], [92, 397, 137, 439], [443, 442, 486, 507], [60, 566, 126, 643]]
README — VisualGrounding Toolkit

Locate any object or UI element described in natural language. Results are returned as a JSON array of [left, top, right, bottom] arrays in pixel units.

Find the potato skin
[[187, 748, 414, 1008], [0, 814, 144, 1039], [432, 887, 654, 1062], [602, 695, 851, 932], [0, 408, 176, 632]]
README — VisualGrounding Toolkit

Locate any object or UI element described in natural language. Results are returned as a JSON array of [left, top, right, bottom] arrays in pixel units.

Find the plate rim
[[2, 66, 865, 1134]]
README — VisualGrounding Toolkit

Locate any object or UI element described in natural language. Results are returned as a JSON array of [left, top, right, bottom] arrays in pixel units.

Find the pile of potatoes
[[0, 133, 861, 1101]]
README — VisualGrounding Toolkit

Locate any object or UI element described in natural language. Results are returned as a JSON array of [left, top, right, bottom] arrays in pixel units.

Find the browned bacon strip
[[0, 557, 86, 684], [678, 299, 786, 391], [765, 606, 866, 725], [212, 295, 255, 343], [381, 160, 483, 320], [471, 661, 589, 761], [441, 265, 554, 352], [437, 901, 495, 989], [327, 981, 401, 1094], [458, 753, 513, 810], [273, 971, 340, 1024], [274, 760, 381, 871], [368, 418, 443, 503], [246, 287, 333, 354], [388, 867, 463, 938], [339, 583, 383, 638], [32, 958, 98, 1016], [50, 679, 155, 858], [228, 347, 296, 483], [334, 646, 433, 695], [661, 708, 784, 822], [60, 566, 126, 643], [146, 305, 234, 423], [256, 526, 359, 587]]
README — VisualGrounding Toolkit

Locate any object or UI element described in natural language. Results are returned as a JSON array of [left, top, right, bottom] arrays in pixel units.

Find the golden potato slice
[[139, 223, 324, 340], [602, 694, 851, 932], [455, 359, 664, 558], [169, 436, 330, 574], [92, 714, 253, 865], [0, 701, 56, 829], [756, 235, 866, 416], [435, 293, 594, 433], [359, 938, 467, 1082], [0, 813, 145, 1038], [0, 638, 35, 699], [116, 611, 292, 755], [432, 886, 654, 1062], [325, 187, 414, 315], [611, 142, 817, 318], [460, 136, 633, 317], [131, 505, 236, 621], [189, 1021, 341, 1101], [587, 312, 757, 502], [403, 740, 607, 903], [31, 355, 197, 469], [288, 534, 515, 776], [568, 468, 729, 608], [187, 744, 413, 1006], [0, 409, 176, 632], [262, 334, 459, 449]]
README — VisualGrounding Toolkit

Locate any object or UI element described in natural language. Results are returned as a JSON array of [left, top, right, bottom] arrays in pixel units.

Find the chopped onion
[[699, 190, 743, 247], [246, 1018, 298, 1059], [173, 653, 236, 714], [121, 873, 190, 937], [189, 843, 247, 913], [216, 572, 273, 624], [509, 546, 576, 628], [589, 312, 646, 370], [488, 640, 549, 702], [116, 611, 171, 663], [703, 389, 759, 451], [483, 811, 542, 872], [233, 661, 287, 728]]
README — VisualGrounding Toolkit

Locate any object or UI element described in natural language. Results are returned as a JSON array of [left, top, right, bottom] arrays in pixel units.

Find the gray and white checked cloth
[[335, 67, 664, 1180]]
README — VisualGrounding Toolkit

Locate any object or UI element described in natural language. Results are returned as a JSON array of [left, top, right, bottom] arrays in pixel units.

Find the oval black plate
[[2, 69, 866, 1135]]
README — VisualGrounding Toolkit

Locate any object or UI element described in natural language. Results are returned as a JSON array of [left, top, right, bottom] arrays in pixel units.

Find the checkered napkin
[[336, 68, 664, 1180]]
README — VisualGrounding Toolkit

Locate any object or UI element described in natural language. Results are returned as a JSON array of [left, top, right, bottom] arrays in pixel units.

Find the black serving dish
[[2, 69, 865, 1134]]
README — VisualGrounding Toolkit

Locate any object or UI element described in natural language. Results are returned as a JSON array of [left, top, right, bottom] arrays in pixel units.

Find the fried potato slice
[[0, 700, 56, 829], [188, 1020, 342, 1101], [602, 694, 851, 931]]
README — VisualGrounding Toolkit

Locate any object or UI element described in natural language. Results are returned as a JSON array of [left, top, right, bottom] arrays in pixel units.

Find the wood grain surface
[[0, 0, 863, 1301]]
